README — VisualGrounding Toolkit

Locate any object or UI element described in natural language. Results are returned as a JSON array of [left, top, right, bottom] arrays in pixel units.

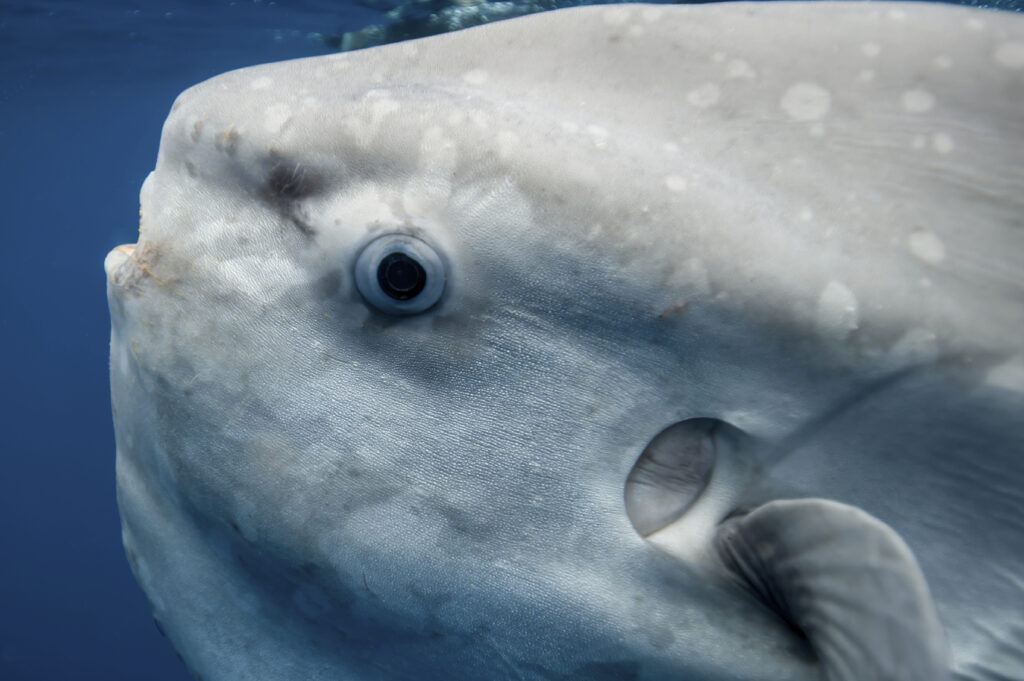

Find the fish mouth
[[105, 242, 161, 295], [104, 244, 138, 284]]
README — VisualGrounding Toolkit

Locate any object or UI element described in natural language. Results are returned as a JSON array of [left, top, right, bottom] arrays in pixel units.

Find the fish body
[[105, 3, 1024, 680]]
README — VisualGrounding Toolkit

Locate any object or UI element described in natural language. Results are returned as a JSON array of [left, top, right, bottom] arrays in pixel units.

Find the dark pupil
[[377, 252, 426, 301]]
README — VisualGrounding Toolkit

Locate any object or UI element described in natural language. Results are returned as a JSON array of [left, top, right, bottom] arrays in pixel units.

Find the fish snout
[[104, 244, 139, 288], [104, 241, 161, 295]]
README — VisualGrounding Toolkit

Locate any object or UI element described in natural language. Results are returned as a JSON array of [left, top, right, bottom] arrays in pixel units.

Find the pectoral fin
[[716, 499, 949, 681]]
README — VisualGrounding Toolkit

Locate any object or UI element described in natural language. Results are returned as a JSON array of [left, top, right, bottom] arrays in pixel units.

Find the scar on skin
[[658, 301, 690, 318], [262, 160, 325, 235]]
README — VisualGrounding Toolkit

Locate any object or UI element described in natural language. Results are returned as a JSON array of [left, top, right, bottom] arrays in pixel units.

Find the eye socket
[[354, 234, 446, 315]]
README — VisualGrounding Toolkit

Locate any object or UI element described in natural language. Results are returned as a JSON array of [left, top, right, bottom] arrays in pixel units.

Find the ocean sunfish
[[104, 3, 1024, 680]]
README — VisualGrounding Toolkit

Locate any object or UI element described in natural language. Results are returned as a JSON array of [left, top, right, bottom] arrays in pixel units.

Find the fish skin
[[105, 3, 1024, 680]]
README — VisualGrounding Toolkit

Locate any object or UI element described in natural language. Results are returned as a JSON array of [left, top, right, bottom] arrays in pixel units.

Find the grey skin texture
[[105, 3, 1024, 680]]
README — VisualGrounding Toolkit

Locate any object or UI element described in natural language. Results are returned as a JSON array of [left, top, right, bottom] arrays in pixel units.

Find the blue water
[[0, 4, 370, 679], [0, 1, 1020, 680]]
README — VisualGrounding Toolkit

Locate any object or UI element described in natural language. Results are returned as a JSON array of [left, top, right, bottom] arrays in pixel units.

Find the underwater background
[[0, 0, 1020, 679]]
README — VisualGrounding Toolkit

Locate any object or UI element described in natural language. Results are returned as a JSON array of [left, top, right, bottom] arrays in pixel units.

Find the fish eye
[[354, 234, 446, 315]]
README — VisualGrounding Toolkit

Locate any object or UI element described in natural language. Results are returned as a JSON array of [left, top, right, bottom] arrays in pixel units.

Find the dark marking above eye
[[265, 162, 321, 201], [262, 161, 324, 236]]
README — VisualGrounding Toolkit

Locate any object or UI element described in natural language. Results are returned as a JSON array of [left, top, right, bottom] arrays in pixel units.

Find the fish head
[[105, 3, 1024, 680]]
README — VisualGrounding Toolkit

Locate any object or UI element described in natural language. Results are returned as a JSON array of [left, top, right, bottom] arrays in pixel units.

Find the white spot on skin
[[809, 123, 825, 137], [263, 103, 292, 134], [665, 258, 711, 296], [250, 77, 273, 90], [911, 134, 927, 150], [932, 133, 955, 154], [726, 59, 757, 79], [780, 83, 831, 121], [967, 17, 986, 31], [859, 69, 876, 83], [419, 126, 453, 162], [603, 6, 631, 25], [712, 52, 727, 63], [628, 25, 644, 38], [663, 142, 679, 154], [902, 90, 936, 113], [889, 328, 939, 366], [994, 42, 1024, 69], [665, 176, 688, 192], [861, 42, 881, 57], [686, 83, 721, 108], [798, 207, 814, 222], [816, 281, 859, 340], [560, 121, 579, 134], [888, 8, 908, 20], [587, 125, 609, 149], [463, 69, 488, 85], [985, 359, 1024, 393], [933, 55, 953, 69], [345, 92, 399, 147], [372, 98, 399, 123], [908, 229, 946, 265]]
